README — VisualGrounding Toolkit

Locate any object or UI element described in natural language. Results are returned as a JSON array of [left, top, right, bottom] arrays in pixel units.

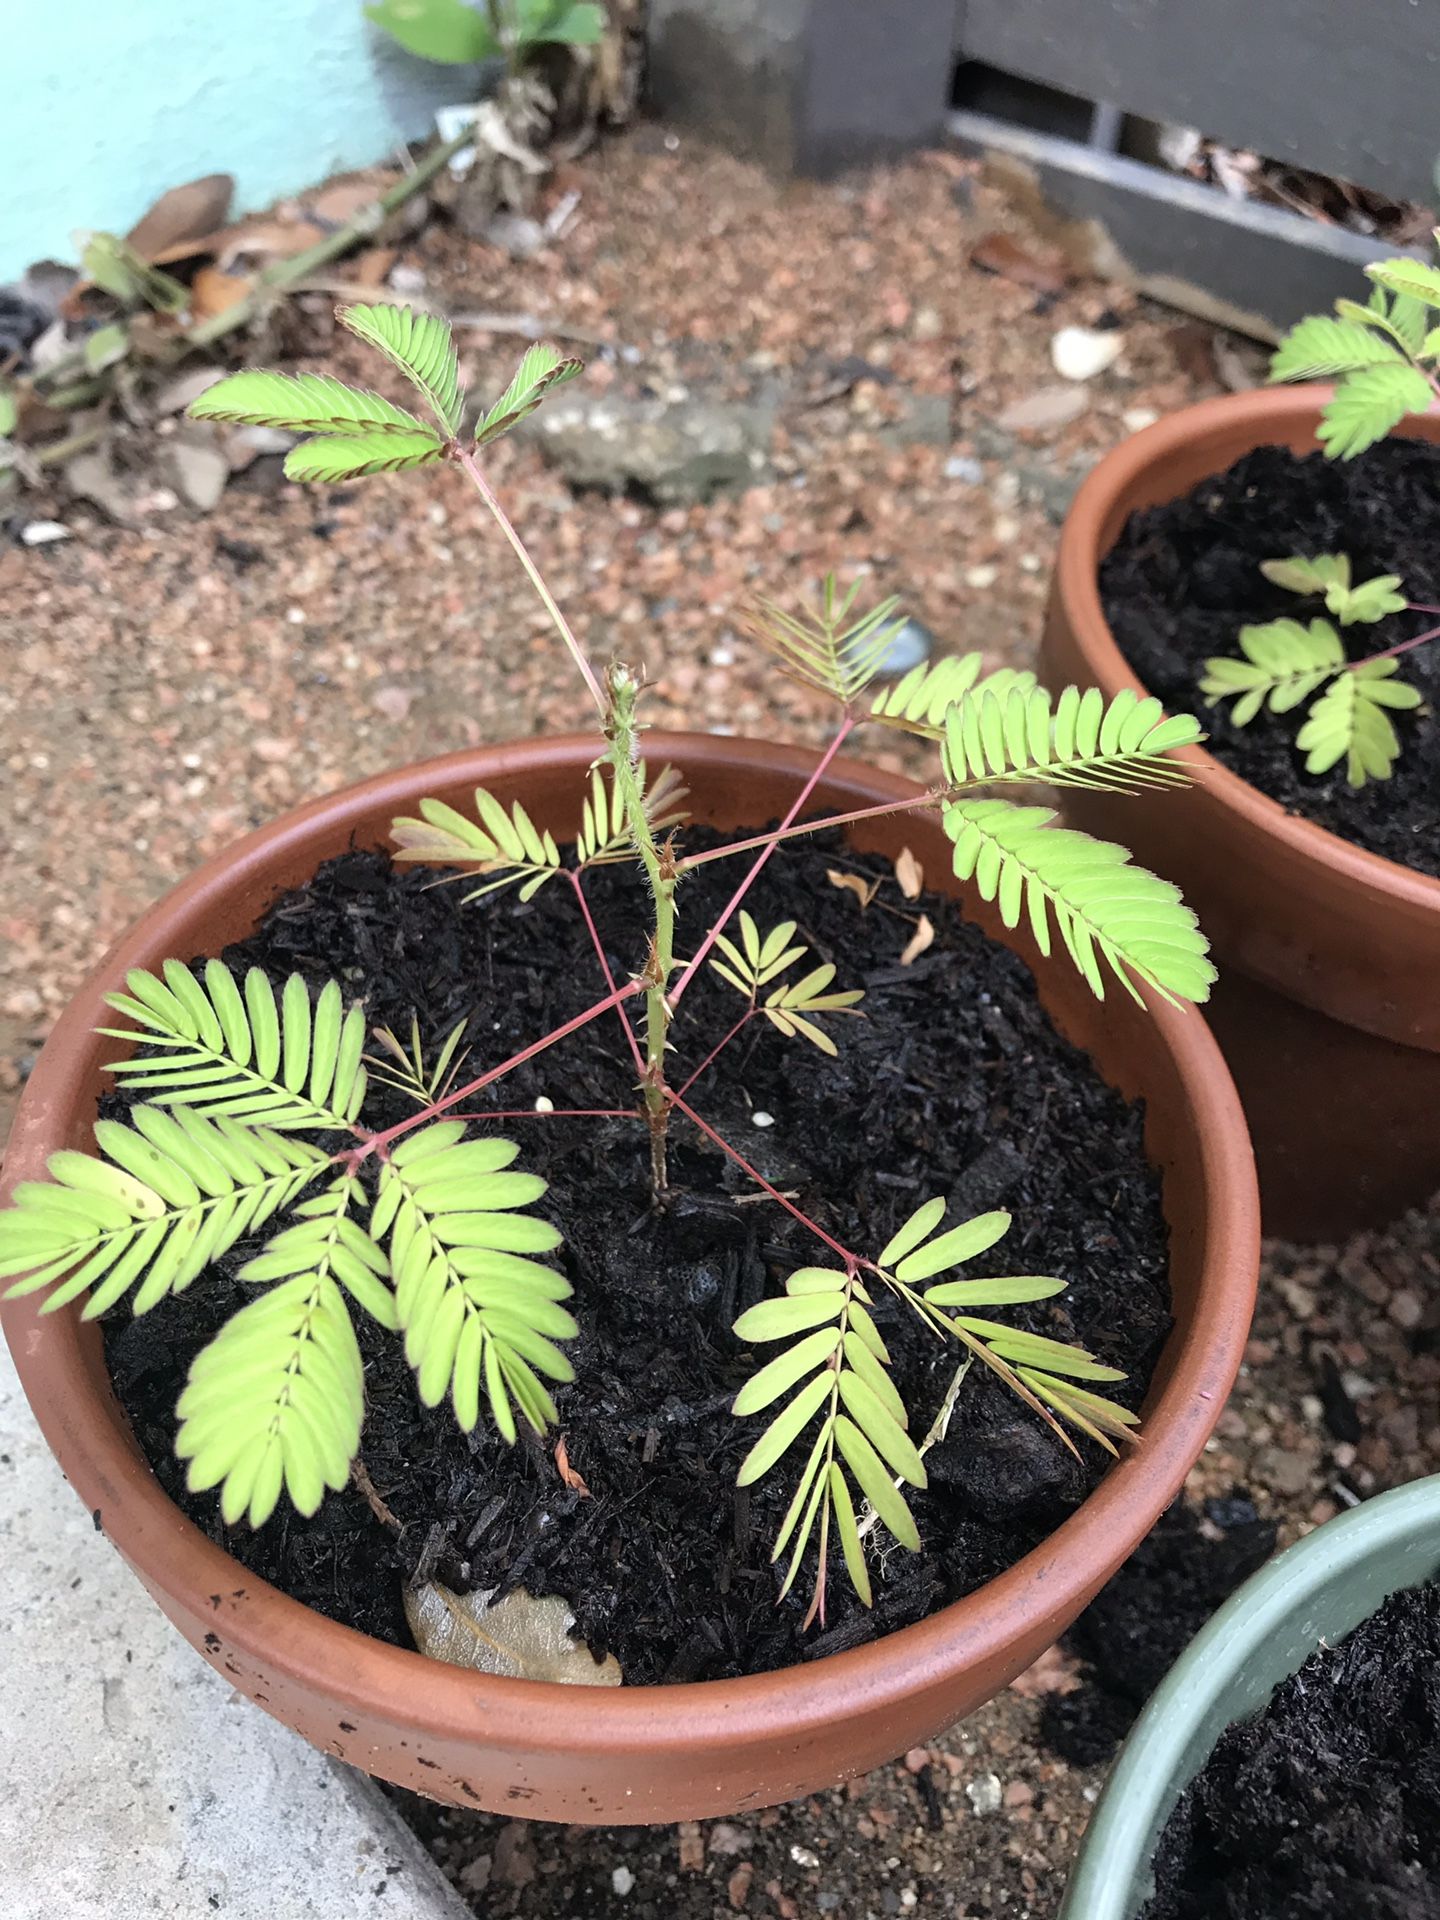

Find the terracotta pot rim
[[3, 733, 1259, 1761], [1056, 385, 1440, 916]]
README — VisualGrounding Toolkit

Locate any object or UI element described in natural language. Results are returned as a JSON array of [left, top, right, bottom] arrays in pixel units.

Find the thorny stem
[[674, 1008, 756, 1099], [347, 980, 643, 1166], [606, 663, 678, 1191], [667, 1091, 858, 1267], [453, 444, 607, 716], [669, 718, 856, 1008], [676, 790, 939, 872], [567, 870, 644, 1078]]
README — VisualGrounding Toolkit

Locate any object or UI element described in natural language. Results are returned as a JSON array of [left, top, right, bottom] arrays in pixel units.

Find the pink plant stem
[[568, 870, 644, 1077], [353, 980, 643, 1162], [443, 1107, 637, 1122], [453, 444, 607, 716], [669, 718, 856, 1007], [667, 1091, 857, 1267], [676, 792, 936, 872], [1353, 618, 1440, 669], [674, 1009, 756, 1099]]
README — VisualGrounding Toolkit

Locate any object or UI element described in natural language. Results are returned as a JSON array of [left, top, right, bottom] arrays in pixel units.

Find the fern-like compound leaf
[[389, 787, 563, 901], [365, 1014, 472, 1109], [101, 962, 368, 1130], [1315, 363, 1433, 460], [709, 912, 864, 1055], [283, 431, 446, 482], [0, 1106, 327, 1318], [941, 799, 1215, 1005], [733, 1266, 922, 1622], [576, 761, 689, 866], [875, 1200, 1135, 1458], [746, 576, 908, 709], [374, 1123, 574, 1444], [240, 1175, 396, 1330], [338, 303, 463, 436], [1200, 617, 1346, 724], [940, 685, 1200, 792], [474, 342, 584, 448], [1295, 661, 1422, 787], [1364, 257, 1440, 310], [1268, 314, 1403, 382], [188, 370, 431, 438], [176, 1243, 365, 1527], [867, 655, 1039, 738], [1258, 553, 1408, 627]]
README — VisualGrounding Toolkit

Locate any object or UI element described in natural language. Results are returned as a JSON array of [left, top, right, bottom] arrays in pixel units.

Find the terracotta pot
[[1, 735, 1258, 1823], [1044, 388, 1440, 1240], [1060, 1474, 1440, 1920]]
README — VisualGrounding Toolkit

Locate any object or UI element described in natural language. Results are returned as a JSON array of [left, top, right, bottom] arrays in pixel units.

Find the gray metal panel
[[956, 0, 1440, 206], [647, 0, 959, 176], [949, 109, 1424, 341]]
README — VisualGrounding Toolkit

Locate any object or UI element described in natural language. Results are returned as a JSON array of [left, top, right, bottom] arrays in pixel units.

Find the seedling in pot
[[0, 307, 1215, 1631], [1200, 553, 1433, 787]]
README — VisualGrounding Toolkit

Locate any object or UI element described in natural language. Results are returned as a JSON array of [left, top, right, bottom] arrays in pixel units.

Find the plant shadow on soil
[[1102, 436, 1440, 878], [104, 825, 1170, 1683]]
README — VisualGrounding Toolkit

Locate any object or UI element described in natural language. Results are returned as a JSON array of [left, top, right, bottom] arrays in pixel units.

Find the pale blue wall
[[1, 3, 478, 278]]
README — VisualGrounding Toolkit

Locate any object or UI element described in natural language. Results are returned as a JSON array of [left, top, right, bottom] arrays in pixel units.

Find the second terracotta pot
[[1044, 388, 1440, 1240], [1, 735, 1258, 1822]]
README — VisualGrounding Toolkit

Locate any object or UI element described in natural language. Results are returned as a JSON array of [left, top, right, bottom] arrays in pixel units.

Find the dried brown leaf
[[403, 1581, 622, 1685], [554, 1434, 592, 1498], [969, 230, 1069, 294], [893, 846, 923, 899], [899, 914, 935, 966], [189, 265, 254, 323], [826, 868, 880, 910], [126, 174, 235, 263]]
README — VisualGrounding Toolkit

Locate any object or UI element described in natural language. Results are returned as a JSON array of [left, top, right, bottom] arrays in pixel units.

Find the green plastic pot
[[1060, 1475, 1440, 1920]]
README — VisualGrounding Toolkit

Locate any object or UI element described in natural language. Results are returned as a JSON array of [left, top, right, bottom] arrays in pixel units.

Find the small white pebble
[[750, 1111, 775, 1129], [1051, 324, 1125, 381], [964, 563, 998, 589], [21, 520, 70, 546], [966, 1772, 1003, 1816], [534, 1096, 555, 1114], [611, 1866, 635, 1896], [1122, 406, 1160, 433], [286, 606, 305, 625], [790, 1845, 820, 1869]]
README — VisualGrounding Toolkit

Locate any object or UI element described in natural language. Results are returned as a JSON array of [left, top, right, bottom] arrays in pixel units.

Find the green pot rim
[[1059, 1473, 1440, 1920]]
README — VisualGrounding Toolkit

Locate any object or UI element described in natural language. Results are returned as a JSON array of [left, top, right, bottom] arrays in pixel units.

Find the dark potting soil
[[103, 827, 1170, 1684], [1143, 1577, 1440, 1920], [1040, 1495, 1276, 1767], [1099, 437, 1440, 878]]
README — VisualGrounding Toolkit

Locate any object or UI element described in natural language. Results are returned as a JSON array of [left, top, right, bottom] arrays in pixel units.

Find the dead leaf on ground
[[305, 175, 388, 227], [969, 230, 1069, 295], [349, 246, 399, 287], [403, 1580, 622, 1685], [899, 914, 935, 966], [213, 217, 326, 272], [190, 265, 254, 323], [554, 1433, 592, 1497], [893, 847, 924, 899], [126, 174, 234, 263], [827, 868, 881, 910]]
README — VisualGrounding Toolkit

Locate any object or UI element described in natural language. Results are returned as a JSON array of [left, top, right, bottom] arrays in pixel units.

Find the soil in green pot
[[102, 828, 1170, 1684], [1100, 438, 1440, 878], [1144, 1577, 1440, 1920]]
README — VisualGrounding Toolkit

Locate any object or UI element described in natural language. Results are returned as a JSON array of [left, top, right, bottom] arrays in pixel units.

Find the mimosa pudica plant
[[1, 306, 1216, 1626]]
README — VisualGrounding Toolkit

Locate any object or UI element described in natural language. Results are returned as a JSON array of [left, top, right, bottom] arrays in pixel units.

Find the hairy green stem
[[454, 444, 606, 714], [606, 664, 676, 1190]]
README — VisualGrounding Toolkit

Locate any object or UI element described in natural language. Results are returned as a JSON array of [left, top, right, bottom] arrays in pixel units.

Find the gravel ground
[[3, 129, 1436, 1916]]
